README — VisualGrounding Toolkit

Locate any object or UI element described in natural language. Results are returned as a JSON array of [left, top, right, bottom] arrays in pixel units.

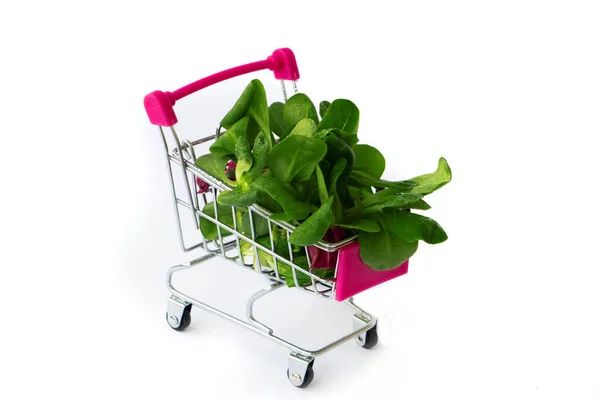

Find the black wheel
[[287, 363, 314, 388], [359, 325, 378, 349], [166, 305, 192, 331]]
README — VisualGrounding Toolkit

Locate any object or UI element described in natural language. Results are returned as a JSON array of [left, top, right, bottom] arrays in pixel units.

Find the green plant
[[196, 79, 451, 279]]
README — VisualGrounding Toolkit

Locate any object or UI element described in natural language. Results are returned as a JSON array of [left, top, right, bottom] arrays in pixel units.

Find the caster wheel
[[287, 364, 314, 388], [166, 304, 192, 331], [357, 325, 378, 349]]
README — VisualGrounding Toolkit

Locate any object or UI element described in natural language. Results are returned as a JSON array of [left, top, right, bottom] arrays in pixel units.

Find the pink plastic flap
[[334, 242, 409, 302]]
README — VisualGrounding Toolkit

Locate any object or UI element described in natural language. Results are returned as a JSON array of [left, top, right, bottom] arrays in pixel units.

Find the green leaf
[[194, 154, 236, 188], [280, 256, 312, 287], [287, 118, 318, 138], [328, 158, 348, 221], [247, 82, 270, 144], [209, 117, 249, 157], [312, 266, 335, 280], [335, 216, 380, 232], [234, 135, 252, 184], [353, 193, 423, 216], [328, 158, 348, 192], [314, 128, 335, 139], [292, 177, 319, 204], [318, 99, 359, 136], [217, 186, 258, 207], [348, 185, 373, 201], [350, 188, 408, 211], [255, 189, 284, 214], [319, 101, 331, 119], [324, 133, 354, 167], [252, 230, 312, 287], [270, 212, 293, 222], [241, 212, 270, 238], [246, 118, 261, 147], [407, 157, 452, 195], [358, 227, 419, 271], [383, 209, 448, 244], [353, 144, 386, 179], [283, 93, 319, 128], [338, 132, 359, 147], [220, 82, 254, 128], [220, 79, 272, 147], [349, 170, 416, 191], [267, 136, 327, 183], [406, 199, 431, 210], [315, 165, 328, 206], [247, 131, 269, 178], [253, 176, 311, 220], [324, 134, 355, 211], [268, 102, 286, 137], [199, 201, 235, 240], [289, 196, 334, 246]]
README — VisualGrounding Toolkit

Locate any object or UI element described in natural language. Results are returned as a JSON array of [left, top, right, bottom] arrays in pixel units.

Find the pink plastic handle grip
[[144, 48, 300, 127]]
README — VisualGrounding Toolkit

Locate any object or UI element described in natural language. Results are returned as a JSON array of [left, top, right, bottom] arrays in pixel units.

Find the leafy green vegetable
[[348, 185, 373, 201], [199, 201, 236, 240], [383, 209, 448, 244], [315, 165, 328, 206], [328, 158, 348, 192], [270, 212, 293, 222], [217, 186, 258, 207], [319, 101, 331, 119], [279, 256, 313, 287], [406, 199, 432, 210], [268, 102, 286, 137], [353, 144, 385, 179], [328, 158, 347, 221], [289, 196, 334, 246], [287, 118, 318, 138], [220, 79, 272, 147], [209, 116, 249, 158], [267, 136, 327, 183], [324, 133, 354, 171], [241, 212, 270, 238], [318, 99, 359, 136], [407, 157, 452, 195], [253, 176, 311, 220], [195, 154, 237, 188], [354, 193, 423, 216], [247, 132, 269, 178], [349, 170, 416, 191], [198, 81, 451, 272], [283, 93, 319, 128], [253, 231, 312, 287], [234, 135, 252, 184], [335, 216, 380, 232], [358, 227, 419, 271]]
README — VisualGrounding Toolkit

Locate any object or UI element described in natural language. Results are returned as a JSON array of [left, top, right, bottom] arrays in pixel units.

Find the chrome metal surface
[[155, 79, 381, 385], [353, 310, 372, 346], [166, 255, 377, 358], [280, 80, 288, 101], [246, 282, 284, 333], [288, 352, 314, 387], [167, 295, 190, 329]]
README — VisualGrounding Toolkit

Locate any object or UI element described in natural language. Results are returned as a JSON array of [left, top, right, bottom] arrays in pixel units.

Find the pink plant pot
[[334, 242, 409, 301]]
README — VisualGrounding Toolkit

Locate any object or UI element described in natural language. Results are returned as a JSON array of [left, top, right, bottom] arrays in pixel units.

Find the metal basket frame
[[156, 79, 378, 387]]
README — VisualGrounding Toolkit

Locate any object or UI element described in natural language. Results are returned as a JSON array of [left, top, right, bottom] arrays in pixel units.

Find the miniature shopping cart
[[144, 48, 410, 388]]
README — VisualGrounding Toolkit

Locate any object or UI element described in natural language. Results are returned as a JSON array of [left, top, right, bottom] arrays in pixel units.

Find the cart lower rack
[[144, 48, 408, 388]]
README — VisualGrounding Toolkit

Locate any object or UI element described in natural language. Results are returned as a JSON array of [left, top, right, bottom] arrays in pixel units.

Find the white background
[[2, 1, 600, 399]]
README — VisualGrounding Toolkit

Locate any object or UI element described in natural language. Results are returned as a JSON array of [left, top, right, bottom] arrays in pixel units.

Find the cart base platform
[[165, 252, 379, 388]]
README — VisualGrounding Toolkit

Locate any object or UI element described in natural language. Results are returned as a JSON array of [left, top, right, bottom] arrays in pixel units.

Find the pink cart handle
[[144, 48, 300, 127]]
